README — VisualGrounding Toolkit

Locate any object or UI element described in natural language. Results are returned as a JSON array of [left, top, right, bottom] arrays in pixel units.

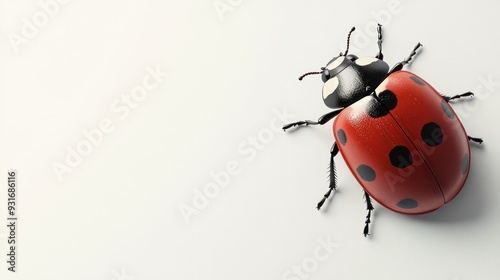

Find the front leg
[[375, 23, 384, 60], [388, 42, 423, 75], [283, 108, 344, 131]]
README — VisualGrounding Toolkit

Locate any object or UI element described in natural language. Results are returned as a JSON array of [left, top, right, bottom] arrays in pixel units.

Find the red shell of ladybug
[[333, 70, 470, 214]]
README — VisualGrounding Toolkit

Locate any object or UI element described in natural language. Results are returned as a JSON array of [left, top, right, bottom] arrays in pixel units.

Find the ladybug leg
[[468, 135, 483, 144], [282, 108, 343, 131], [317, 142, 339, 210], [441, 91, 474, 102], [375, 23, 384, 60], [441, 92, 483, 144], [363, 191, 374, 237], [388, 42, 423, 75]]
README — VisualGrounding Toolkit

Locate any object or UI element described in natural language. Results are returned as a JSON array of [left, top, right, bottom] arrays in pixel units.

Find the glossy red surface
[[333, 71, 470, 214]]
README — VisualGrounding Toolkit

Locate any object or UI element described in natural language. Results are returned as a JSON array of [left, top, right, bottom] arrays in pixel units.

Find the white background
[[1, 0, 500, 279]]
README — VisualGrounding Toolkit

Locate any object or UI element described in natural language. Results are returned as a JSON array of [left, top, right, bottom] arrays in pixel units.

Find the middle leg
[[441, 91, 483, 144], [441, 91, 474, 102], [317, 142, 339, 210]]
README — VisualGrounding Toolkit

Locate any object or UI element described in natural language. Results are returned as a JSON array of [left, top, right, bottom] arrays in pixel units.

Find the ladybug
[[283, 25, 483, 237]]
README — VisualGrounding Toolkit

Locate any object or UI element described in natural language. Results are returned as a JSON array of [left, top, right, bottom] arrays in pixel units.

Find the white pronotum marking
[[355, 57, 379, 66], [323, 76, 339, 99], [326, 57, 345, 70]]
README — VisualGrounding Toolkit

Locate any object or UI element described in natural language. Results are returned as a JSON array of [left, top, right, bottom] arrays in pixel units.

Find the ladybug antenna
[[298, 71, 322, 81], [341, 27, 356, 56]]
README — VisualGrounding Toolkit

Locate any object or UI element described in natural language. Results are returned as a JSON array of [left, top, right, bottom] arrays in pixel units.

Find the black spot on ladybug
[[367, 91, 397, 118], [440, 101, 455, 119], [337, 129, 347, 146], [421, 122, 443, 147], [462, 153, 469, 175], [410, 76, 425, 86], [356, 165, 376, 181], [366, 98, 390, 118], [397, 198, 418, 209], [389, 146, 413, 168], [378, 90, 398, 111]]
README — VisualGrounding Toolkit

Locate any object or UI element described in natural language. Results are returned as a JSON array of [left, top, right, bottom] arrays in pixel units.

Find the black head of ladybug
[[299, 27, 390, 109]]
